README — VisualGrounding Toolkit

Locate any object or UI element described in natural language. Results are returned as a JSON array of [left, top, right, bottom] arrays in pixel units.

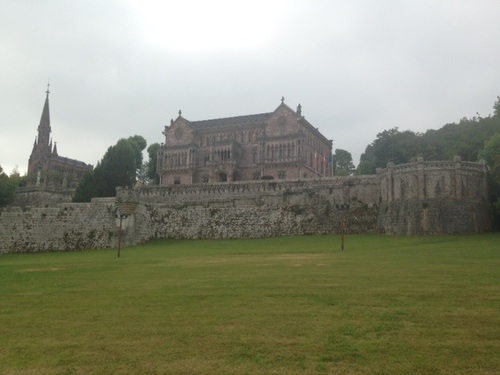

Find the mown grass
[[0, 234, 499, 374]]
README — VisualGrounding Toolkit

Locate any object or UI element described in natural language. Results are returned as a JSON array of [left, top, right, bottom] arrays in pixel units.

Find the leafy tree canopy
[[73, 136, 147, 201], [333, 149, 355, 176], [94, 139, 137, 197], [127, 135, 147, 170], [146, 143, 160, 183], [478, 132, 500, 170], [72, 172, 96, 203], [357, 97, 500, 174], [0, 166, 25, 207], [478, 132, 500, 224], [357, 128, 421, 174]]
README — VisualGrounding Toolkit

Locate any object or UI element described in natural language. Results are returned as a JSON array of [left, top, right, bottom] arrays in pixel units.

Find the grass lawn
[[0, 234, 499, 374]]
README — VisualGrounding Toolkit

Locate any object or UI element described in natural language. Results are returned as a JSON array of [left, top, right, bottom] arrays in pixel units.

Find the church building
[[158, 99, 333, 185], [27, 86, 93, 189]]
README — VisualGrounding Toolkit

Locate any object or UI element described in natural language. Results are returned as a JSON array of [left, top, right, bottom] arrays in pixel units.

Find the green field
[[0, 234, 499, 374]]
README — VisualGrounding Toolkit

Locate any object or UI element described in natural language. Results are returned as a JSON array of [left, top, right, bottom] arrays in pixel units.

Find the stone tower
[[28, 84, 55, 185], [27, 85, 92, 188]]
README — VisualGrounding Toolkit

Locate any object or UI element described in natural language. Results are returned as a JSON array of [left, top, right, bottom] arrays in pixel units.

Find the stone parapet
[[377, 157, 489, 203]]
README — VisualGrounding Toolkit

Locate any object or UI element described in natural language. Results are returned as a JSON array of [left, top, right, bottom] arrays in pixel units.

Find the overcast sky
[[1, 0, 499, 175]]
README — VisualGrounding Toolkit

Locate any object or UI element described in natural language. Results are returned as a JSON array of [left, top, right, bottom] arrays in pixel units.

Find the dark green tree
[[146, 143, 160, 184], [93, 139, 137, 197], [0, 166, 23, 207], [74, 136, 147, 200], [136, 142, 160, 186], [357, 97, 500, 174], [356, 128, 420, 174], [72, 172, 96, 202], [479, 132, 500, 170], [127, 135, 147, 171], [136, 163, 150, 186], [493, 96, 500, 117], [333, 149, 355, 176], [479, 132, 500, 220]]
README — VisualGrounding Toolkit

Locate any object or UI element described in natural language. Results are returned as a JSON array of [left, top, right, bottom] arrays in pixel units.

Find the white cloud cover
[[1, 0, 499, 174]]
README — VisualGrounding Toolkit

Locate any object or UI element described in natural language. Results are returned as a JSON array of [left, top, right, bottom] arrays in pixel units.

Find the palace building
[[27, 86, 93, 188], [157, 99, 333, 185]]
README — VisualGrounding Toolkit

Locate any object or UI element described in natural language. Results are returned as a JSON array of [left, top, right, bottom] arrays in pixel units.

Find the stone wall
[[377, 157, 492, 234], [137, 176, 379, 207], [133, 177, 380, 242], [0, 158, 492, 254], [0, 199, 132, 254], [12, 186, 74, 208], [378, 198, 492, 235]]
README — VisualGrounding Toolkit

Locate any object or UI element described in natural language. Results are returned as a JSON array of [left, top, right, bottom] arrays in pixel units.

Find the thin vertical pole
[[341, 214, 345, 250], [117, 215, 123, 258]]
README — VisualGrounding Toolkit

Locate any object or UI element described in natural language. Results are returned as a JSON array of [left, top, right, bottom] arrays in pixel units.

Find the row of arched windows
[[198, 129, 264, 146]]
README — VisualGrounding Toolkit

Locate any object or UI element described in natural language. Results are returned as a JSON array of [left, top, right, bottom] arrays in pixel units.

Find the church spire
[[37, 83, 52, 148]]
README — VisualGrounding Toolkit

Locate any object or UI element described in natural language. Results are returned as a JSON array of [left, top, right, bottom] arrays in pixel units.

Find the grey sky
[[1, 0, 499, 175]]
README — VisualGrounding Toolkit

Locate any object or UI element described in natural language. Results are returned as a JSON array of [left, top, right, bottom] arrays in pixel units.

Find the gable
[[265, 104, 300, 137], [165, 118, 194, 146]]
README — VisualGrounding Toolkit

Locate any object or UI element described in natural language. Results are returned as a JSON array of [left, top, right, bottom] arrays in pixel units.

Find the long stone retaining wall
[[0, 158, 493, 254]]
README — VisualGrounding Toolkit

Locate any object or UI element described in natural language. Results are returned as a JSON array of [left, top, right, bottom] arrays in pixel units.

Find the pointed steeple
[[37, 83, 52, 148], [52, 141, 58, 156]]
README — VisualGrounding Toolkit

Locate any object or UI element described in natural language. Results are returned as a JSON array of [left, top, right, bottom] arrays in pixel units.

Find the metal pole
[[117, 215, 123, 258], [341, 213, 345, 250]]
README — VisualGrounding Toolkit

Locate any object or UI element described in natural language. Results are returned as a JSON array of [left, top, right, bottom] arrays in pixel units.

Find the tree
[[135, 143, 160, 186], [494, 96, 500, 117], [94, 139, 137, 197], [479, 132, 500, 220], [356, 128, 420, 174], [356, 97, 500, 174], [146, 143, 160, 184], [136, 162, 151, 186], [74, 136, 148, 200], [72, 172, 96, 202], [0, 166, 23, 207], [127, 135, 147, 171], [479, 132, 500, 170], [333, 149, 355, 176]]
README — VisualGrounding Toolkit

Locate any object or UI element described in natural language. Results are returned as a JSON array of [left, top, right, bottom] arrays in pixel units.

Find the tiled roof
[[190, 112, 273, 129], [53, 155, 92, 168]]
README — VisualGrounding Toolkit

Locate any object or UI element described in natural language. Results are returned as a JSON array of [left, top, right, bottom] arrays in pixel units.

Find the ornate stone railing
[[16, 185, 75, 194], [377, 157, 487, 175], [377, 157, 488, 203], [138, 175, 378, 200]]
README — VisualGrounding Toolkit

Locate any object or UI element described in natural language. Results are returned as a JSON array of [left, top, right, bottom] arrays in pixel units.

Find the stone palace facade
[[157, 99, 333, 185]]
